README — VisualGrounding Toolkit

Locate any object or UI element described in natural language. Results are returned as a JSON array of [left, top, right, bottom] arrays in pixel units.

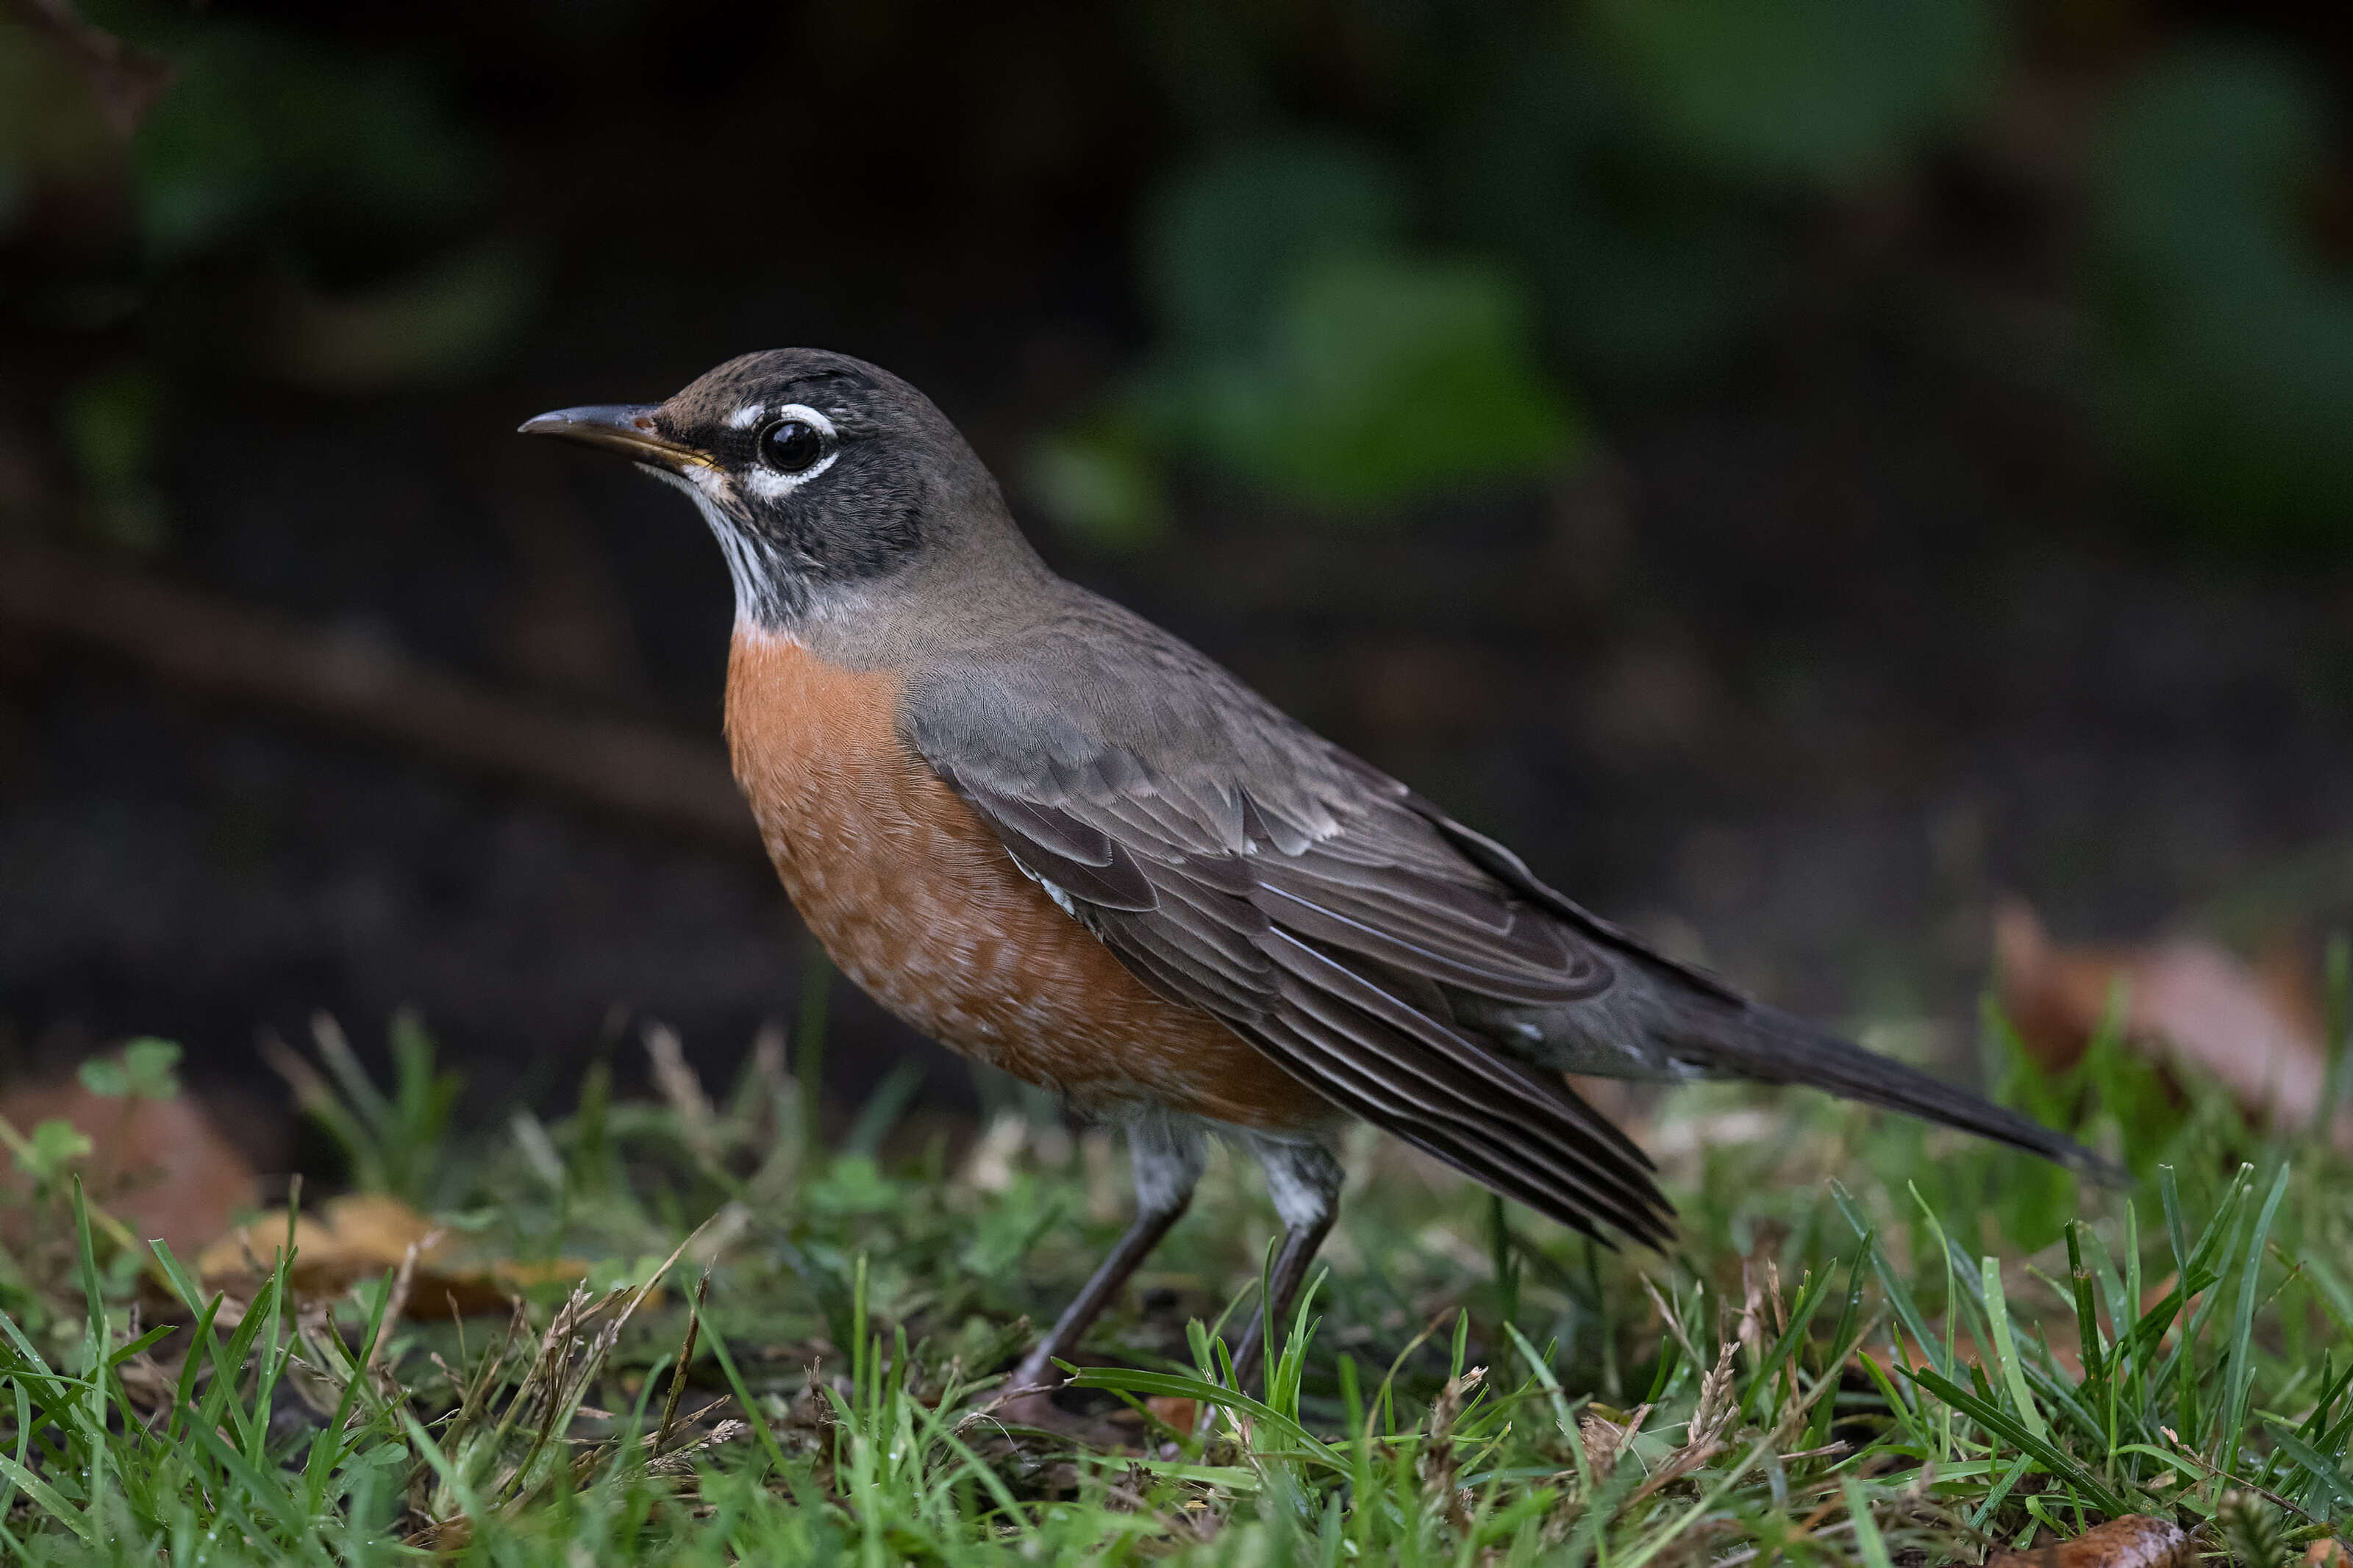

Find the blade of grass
[[1843, 1476, 1894, 1568], [1613, 1423, 1782, 1568], [1979, 1256, 2047, 1443], [843, 1064, 925, 1159], [700, 1317, 809, 1507], [1832, 1185, 1946, 1378], [0, 1448, 94, 1544], [1966, 1453, 2035, 1530], [2221, 1165, 2293, 1484], [1068, 1367, 1333, 1459], [2265, 1420, 2353, 1518], [1902, 1364, 2129, 1516], [1741, 1263, 1834, 1421], [69, 1181, 110, 1533], [796, 948, 831, 1159]]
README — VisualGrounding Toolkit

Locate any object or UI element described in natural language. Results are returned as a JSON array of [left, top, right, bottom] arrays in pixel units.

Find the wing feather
[[907, 656, 1672, 1245]]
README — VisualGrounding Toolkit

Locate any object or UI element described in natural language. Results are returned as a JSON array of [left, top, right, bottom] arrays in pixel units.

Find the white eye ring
[[744, 403, 840, 498]]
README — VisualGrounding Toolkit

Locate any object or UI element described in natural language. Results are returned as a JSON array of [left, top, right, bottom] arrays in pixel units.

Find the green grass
[[2, 1000, 2352, 1565]]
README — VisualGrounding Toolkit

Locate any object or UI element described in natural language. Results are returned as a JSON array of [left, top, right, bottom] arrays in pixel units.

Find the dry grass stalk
[[1577, 1400, 1653, 1482]]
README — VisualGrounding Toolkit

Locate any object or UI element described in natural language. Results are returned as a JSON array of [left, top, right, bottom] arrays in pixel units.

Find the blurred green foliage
[[4, 1, 533, 550], [2095, 45, 2353, 551], [11, 0, 517, 326], [6, 1120, 91, 1186], [282, 1012, 466, 1211], [1589, 0, 2000, 188], [1145, 138, 1407, 357], [1446, 49, 1779, 386], [58, 361, 165, 551], [1046, 1, 2015, 539], [1040, 138, 1579, 540], [4, 0, 2348, 559], [129, 26, 488, 262], [75, 1037, 182, 1100], [1039, 0, 2352, 555], [1177, 252, 1573, 507]]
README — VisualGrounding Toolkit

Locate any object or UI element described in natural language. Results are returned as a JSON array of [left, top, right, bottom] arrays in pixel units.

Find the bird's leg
[[1008, 1114, 1203, 1395], [1009, 1204, 1188, 1393], [1227, 1138, 1344, 1395]]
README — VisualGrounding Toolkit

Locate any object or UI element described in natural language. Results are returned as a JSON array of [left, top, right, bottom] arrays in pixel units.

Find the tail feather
[[1690, 998, 2124, 1182], [1415, 808, 2120, 1181]]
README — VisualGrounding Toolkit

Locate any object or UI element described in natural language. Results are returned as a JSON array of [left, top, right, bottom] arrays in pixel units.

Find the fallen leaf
[[1996, 901, 2344, 1142], [1984, 1514, 2193, 1568], [1144, 1396, 1199, 1433], [197, 1192, 598, 1313], [0, 1078, 255, 1257]]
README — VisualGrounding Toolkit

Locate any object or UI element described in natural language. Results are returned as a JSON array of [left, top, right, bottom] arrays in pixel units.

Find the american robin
[[522, 349, 2101, 1398]]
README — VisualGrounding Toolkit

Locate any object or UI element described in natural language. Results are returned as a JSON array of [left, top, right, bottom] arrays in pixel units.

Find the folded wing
[[913, 667, 1675, 1246]]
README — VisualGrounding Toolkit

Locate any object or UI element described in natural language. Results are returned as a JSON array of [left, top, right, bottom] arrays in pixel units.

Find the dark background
[[3, 0, 2349, 1150]]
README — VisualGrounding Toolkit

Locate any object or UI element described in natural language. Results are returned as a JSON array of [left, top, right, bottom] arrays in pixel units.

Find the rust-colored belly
[[722, 629, 1326, 1131]]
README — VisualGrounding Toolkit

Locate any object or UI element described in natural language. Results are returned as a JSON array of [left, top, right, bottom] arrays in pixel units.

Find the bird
[[521, 348, 2102, 1403]]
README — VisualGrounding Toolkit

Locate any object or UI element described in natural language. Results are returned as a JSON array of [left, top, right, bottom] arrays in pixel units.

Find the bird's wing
[[901, 618, 1674, 1245]]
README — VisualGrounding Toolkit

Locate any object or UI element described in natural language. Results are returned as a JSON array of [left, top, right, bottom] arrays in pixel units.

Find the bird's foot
[[982, 1353, 1139, 1446], [988, 1383, 1078, 1432], [985, 1353, 1084, 1432], [987, 1387, 1135, 1447], [986, 1353, 1061, 1422]]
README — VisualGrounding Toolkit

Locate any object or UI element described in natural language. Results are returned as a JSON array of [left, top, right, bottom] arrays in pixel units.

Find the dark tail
[[1415, 808, 2124, 1183], [1686, 997, 2124, 1184]]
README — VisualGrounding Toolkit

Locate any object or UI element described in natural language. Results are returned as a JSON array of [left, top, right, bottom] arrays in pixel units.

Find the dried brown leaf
[[1996, 901, 2343, 1142], [196, 1192, 603, 1311], [0, 1078, 255, 1257], [1144, 1395, 1200, 1433], [1983, 1514, 2193, 1568]]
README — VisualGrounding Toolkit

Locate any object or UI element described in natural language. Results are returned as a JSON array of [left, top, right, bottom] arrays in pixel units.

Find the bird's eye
[[759, 418, 826, 474]]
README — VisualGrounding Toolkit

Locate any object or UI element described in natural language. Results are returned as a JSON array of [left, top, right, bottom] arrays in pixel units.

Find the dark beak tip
[[518, 405, 641, 437], [515, 403, 698, 467]]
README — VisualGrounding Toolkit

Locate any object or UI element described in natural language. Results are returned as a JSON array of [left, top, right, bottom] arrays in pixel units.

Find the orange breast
[[722, 629, 1329, 1132]]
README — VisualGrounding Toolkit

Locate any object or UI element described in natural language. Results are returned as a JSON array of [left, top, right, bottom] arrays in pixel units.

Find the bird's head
[[521, 348, 1029, 640]]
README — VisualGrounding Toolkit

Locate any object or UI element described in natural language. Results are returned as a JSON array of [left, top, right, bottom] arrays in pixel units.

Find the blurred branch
[[0, 543, 759, 850], [7, 0, 176, 137]]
